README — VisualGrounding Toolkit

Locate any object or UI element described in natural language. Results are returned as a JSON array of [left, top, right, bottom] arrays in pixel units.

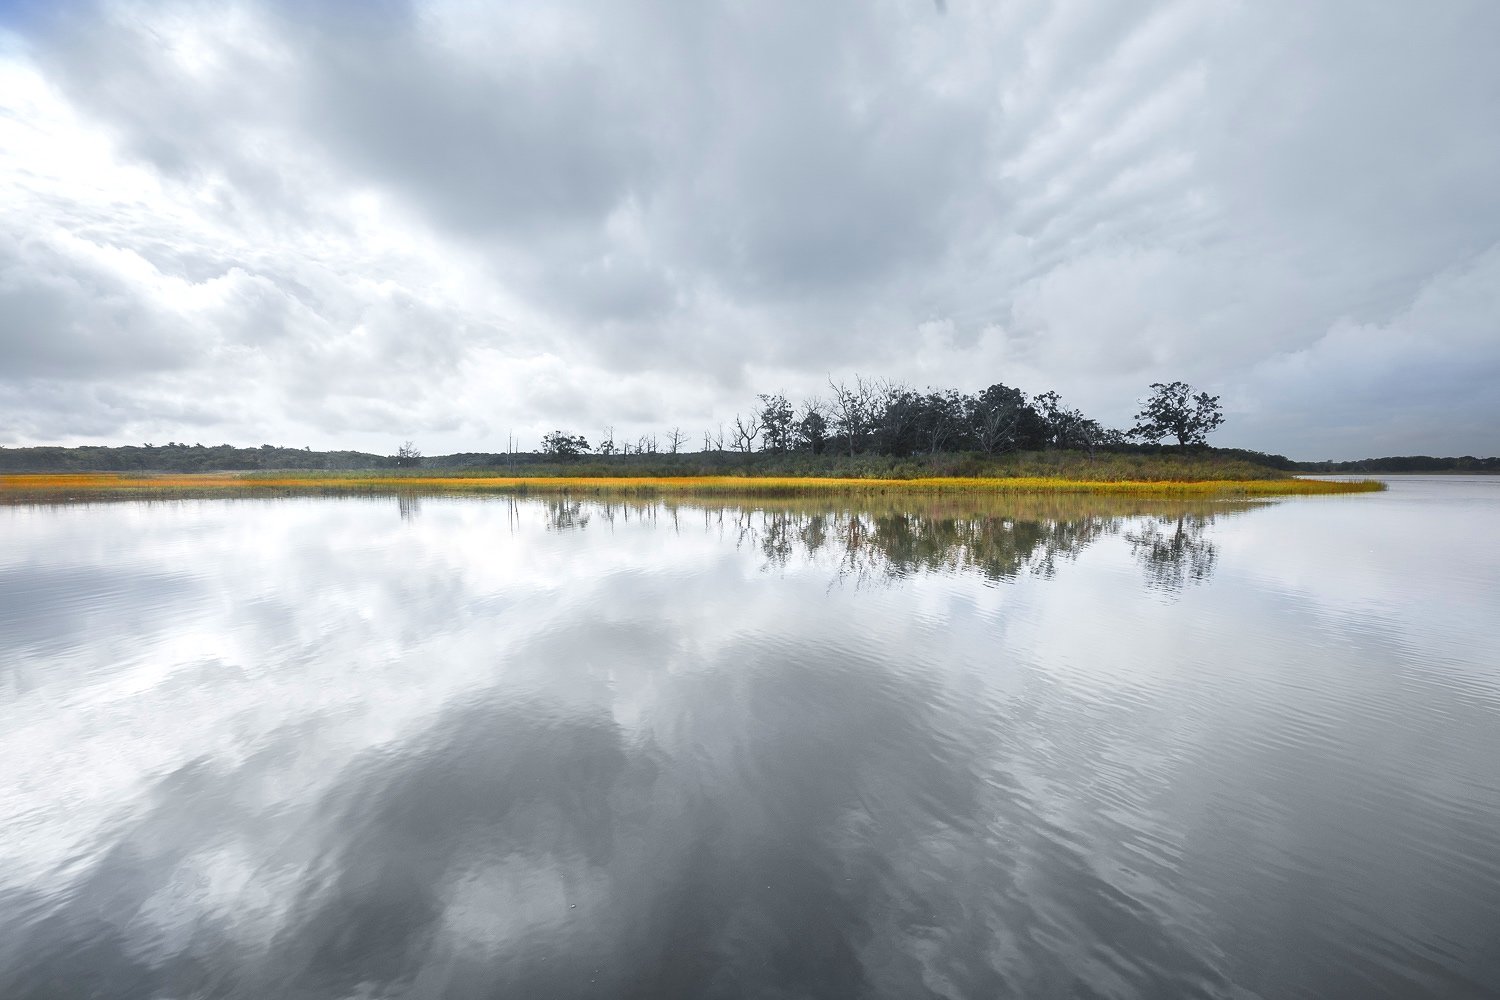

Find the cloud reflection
[[0, 494, 1267, 998]]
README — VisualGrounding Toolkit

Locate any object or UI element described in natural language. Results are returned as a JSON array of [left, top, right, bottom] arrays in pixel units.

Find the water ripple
[[1, 484, 1497, 997]]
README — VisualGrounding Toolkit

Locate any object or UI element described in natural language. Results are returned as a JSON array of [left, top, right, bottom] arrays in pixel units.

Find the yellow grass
[[0, 472, 1385, 500]]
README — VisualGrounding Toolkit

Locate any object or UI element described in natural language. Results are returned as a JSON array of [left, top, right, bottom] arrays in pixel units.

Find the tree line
[[1295, 455, 1500, 473], [0, 442, 393, 473], [541, 378, 1226, 458]]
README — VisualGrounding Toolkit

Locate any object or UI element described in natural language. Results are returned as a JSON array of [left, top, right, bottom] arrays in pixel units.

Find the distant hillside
[[1291, 455, 1500, 473], [0, 444, 587, 473], [0, 444, 393, 472]]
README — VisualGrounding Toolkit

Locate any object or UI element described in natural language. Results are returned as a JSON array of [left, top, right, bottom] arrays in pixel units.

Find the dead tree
[[732, 411, 761, 453]]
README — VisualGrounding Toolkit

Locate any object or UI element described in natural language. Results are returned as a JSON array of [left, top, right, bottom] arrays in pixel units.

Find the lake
[[1, 477, 1497, 999]]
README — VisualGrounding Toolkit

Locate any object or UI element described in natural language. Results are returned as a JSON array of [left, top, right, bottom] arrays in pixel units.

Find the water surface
[[2, 478, 1498, 998]]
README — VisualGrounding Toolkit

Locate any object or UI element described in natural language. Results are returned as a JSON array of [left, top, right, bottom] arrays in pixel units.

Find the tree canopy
[[1131, 382, 1225, 448], [541, 431, 591, 457]]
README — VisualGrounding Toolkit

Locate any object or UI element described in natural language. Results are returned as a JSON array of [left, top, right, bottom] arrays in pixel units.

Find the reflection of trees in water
[[543, 499, 592, 532], [735, 504, 1222, 590], [760, 509, 797, 568], [1124, 515, 1218, 591], [804, 509, 1117, 587], [0, 497, 1257, 999], [863, 509, 1118, 583], [403, 492, 1230, 586]]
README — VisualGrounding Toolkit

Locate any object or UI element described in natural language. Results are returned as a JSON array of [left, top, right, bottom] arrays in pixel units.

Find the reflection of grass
[[1, 471, 1384, 503]]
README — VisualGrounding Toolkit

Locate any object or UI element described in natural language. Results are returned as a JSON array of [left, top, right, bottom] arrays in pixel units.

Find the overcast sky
[[2, 0, 1497, 459]]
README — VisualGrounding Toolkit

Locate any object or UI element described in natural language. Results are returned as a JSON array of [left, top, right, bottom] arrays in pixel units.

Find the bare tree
[[732, 411, 761, 453], [667, 427, 687, 454], [828, 374, 876, 456], [1075, 418, 1111, 462], [396, 441, 422, 468], [974, 407, 1011, 454], [597, 425, 617, 456], [638, 433, 659, 455]]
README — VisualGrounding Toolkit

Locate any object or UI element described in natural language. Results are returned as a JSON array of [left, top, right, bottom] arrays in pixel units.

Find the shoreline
[[0, 472, 1385, 500]]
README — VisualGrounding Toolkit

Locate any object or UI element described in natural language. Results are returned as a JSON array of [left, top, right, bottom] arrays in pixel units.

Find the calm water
[[1, 478, 1498, 999]]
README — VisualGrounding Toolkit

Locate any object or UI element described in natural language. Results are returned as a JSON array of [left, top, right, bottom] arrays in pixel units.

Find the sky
[[1, 0, 1496, 460]]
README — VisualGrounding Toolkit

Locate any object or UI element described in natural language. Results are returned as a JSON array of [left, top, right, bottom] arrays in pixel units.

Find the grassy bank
[[0, 446, 1299, 480], [0, 471, 1385, 503]]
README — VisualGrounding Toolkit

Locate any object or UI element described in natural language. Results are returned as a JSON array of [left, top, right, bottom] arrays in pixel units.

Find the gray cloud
[[1, 0, 1497, 456]]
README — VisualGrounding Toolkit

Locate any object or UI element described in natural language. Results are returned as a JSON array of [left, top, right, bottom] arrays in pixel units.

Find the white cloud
[[1, 0, 1497, 457]]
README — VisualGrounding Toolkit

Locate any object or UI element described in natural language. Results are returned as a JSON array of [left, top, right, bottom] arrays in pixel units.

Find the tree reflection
[[543, 498, 591, 532], [544, 494, 1247, 588], [1124, 514, 1219, 591], [395, 491, 1230, 587]]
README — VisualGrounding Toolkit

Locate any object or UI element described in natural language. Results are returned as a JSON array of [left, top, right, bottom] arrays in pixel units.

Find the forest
[[0, 379, 1490, 474], [539, 378, 1224, 460]]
